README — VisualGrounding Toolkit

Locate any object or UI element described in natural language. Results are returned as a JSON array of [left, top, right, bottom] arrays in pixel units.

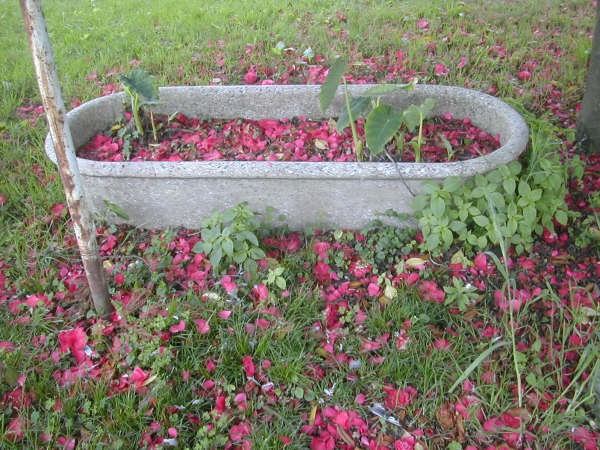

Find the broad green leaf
[[466, 232, 478, 246], [119, 69, 159, 103], [468, 206, 481, 216], [434, 215, 449, 226], [402, 104, 421, 132], [222, 238, 234, 257], [361, 82, 414, 97], [531, 338, 542, 353], [555, 209, 569, 225], [450, 220, 466, 232], [487, 169, 504, 184], [430, 196, 446, 217], [244, 259, 259, 276], [238, 240, 249, 253], [193, 241, 211, 254], [507, 218, 518, 235], [276, 277, 287, 290], [503, 178, 516, 195], [249, 247, 266, 259], [420, 97, 436, 117], [507, 160, 522, 176], [210, 247, 223, 272], [412, 194, 428, 212], [427, 233, 441, 251], [447, 442, 463, 450], [523, 205, 537, 224], [529, 188, 542, 202], [336, 96, 371, 132], [233, 251, 247, 264], [471, 187, 487, 199], [474, 174, 488, 187], [222, 207, 237, 223], [441, 228, 454, 247], [518, 180, 531, 196], [518, 222, 532, 238], [443, 176, 463, 193], [241, 230, 259, 247], [319, 57, 348, 112], [515, 351, 528, 369], [203, 226, 221, 241], [421, 180, 442, 194], [477, 235, 488, 248], [526, 372, 543, 390], [365, 104, 404, 156], [473, 215, 490, 227], [488, 191, 506, 210]]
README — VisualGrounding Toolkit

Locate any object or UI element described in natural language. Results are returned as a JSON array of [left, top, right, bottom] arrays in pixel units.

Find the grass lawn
[[1, 0, 599, 449]]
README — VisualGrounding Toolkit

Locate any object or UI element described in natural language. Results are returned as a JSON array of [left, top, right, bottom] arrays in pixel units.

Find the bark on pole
[[20, 0, 113, 317], [576, 1, 600, 153]]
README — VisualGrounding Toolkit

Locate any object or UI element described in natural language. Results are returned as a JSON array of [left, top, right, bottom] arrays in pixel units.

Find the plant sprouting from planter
[[403, 98, 436, 163], [118, 69, 160, 141], [193, 202, 266, 277], [319, 58, 433, 162]]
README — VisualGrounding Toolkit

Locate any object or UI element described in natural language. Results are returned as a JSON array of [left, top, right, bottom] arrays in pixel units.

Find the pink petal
[[169, 320, 186, 333], [194, 318, 211, 335], [218, 310, 232, 319]]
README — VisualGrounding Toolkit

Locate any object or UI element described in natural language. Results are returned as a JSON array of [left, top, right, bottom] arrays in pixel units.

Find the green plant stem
[[126, 87, 144, 136], [343, 79, 363, 162], [150, 111, 157, 142], [133, 99, 143, 136], [416, 113, 423, 162]]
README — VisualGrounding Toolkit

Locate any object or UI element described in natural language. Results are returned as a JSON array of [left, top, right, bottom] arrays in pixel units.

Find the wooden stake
[[20, 0, 113, 317]]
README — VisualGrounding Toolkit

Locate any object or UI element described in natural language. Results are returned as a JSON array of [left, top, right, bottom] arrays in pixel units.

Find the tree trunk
[[577, 2, 600, 153]]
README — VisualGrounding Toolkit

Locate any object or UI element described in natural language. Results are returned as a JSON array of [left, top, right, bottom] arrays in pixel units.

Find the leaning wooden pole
[[20, 0, 113, 317]]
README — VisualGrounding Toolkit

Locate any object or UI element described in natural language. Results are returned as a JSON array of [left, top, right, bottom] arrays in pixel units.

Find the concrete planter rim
[[46, 84, 529, 180], [43, 83, 529, 230]]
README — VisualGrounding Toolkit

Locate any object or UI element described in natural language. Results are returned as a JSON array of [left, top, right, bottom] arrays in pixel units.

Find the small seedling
[[403, 98, 436, 162], [118, 69, 160, 140], [194, 203, 266, 277]]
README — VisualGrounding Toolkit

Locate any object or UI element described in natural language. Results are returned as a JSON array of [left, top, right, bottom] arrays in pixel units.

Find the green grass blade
[[448, 339, 509, 394]]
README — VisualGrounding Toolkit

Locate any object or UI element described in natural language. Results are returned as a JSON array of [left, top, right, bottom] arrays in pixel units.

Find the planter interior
[[45, 84, 529, 230]]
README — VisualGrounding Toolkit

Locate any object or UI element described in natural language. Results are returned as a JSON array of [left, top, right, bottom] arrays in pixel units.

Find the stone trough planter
[[44, 84, 529, 230]]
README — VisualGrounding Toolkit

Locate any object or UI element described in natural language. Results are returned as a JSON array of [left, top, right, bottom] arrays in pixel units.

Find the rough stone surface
[[45, 84, 529, 230]]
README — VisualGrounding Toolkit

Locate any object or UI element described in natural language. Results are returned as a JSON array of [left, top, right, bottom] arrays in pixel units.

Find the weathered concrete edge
[[45, 84, 530, 181]]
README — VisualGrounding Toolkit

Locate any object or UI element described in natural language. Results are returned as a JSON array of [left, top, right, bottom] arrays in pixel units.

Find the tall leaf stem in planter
[[119, 69, 160, 141], [342, 79, 363, 161], [20, 0, 113, 317], [319, 57, 417, 162]]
